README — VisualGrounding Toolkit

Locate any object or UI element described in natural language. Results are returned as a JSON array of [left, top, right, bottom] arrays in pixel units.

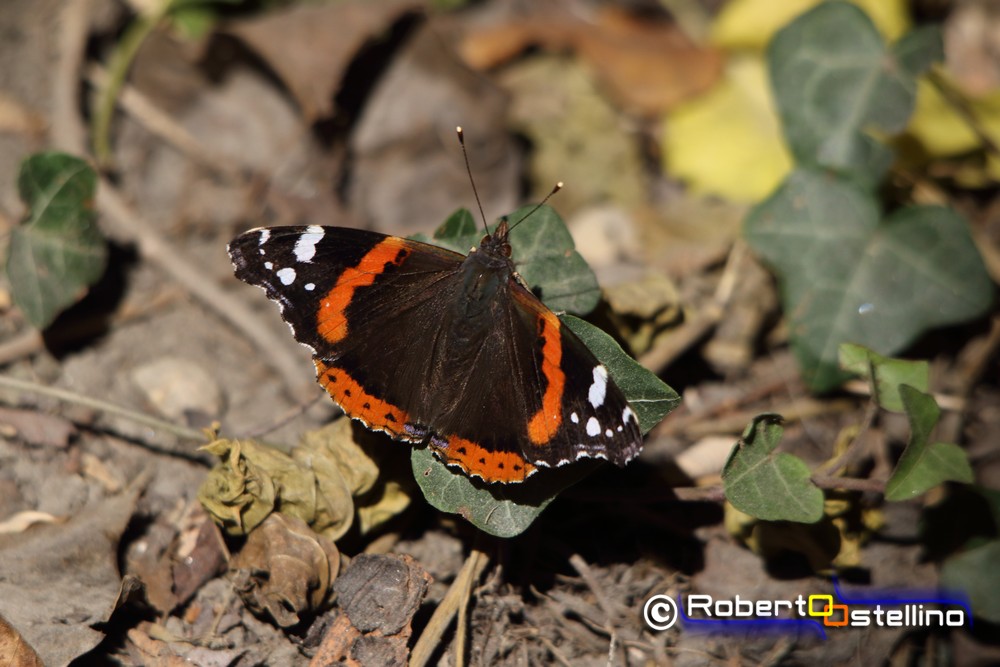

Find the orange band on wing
[[526, 309, 564, 445], [315, 360, 409, 438], [431, 435, 537, 483], [317, 238, 412, 344]]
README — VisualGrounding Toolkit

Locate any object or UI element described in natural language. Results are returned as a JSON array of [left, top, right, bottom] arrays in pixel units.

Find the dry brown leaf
[[0, 511, 62, 535], [460, 7, 723, 115], [171, 509, 227, 609], [226, 0, 423, 122], [230, 513, 340, 628], [0, 614, 44, 667], [0, 481, 145, 666]]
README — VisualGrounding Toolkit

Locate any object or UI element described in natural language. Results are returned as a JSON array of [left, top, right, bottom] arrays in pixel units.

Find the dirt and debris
[[1, 0, 999, 665]]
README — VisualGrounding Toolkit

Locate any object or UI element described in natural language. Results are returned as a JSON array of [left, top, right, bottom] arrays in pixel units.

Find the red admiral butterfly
[[228, 209, 642, 483]]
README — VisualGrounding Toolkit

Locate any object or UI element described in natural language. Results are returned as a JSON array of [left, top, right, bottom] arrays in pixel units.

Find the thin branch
[[927, 68, 1000, 158], [411, 545, 490, 667], [568, 553, 621, 667], [0, 373, 207, 442], [670, 485, 726, 503], [52, 0, 91, 154], [818, 398, 879, 477], [0, 329, 44, 366], [85, 62, 245, 180], [96, 179, 310, 398]]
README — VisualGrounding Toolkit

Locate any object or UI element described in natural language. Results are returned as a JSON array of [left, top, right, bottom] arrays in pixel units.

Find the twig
[[85, 62, 245, 180], [568, 554, 620, 667], [0, 373, 206, 442], [639, 240, 749, 373], [679, 397, 856, 439], [927, 68, 1000, 158], [52, 0, 91, 153], [455, 548, 477, 667], [842, 379, 966, 412], [536, 635, 575, 667], [96, 179, 310, 397], [0, 329, 44, 366], [818, 398, 879, 477], [411, 546, 490, 667], [48, 0, 309, 398], [670, 485, 726, 503]]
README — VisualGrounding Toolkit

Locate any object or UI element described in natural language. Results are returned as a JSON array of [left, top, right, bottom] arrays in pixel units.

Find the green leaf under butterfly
[[6, 152, 107, 329], [722, 414, 824, 523], [412, 448, 599, 539], [884, 385, 974, 501]]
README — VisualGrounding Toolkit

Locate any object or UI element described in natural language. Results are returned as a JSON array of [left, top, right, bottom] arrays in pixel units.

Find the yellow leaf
[[663, 55, 792, 201], [712, 0, 911, 50], [908, 78, 1000, 156]]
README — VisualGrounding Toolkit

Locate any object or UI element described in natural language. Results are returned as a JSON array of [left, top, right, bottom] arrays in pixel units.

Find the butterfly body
[[228, 220, 642, 483]]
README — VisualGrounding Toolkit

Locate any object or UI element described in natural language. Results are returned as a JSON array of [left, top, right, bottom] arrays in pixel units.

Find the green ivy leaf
[[7, 152, 107, 329], [745, 168, 992, 392], [939, 539, 1000, 624], [722, 414, 824, 523], [769, 1, 942, 186], [884, 385, 974, 501], [429, 205, 601, 315], [838, 343, 929, 412]]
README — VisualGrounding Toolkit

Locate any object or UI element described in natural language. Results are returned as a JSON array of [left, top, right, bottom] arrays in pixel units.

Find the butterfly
[[228, 213, 642, 483]]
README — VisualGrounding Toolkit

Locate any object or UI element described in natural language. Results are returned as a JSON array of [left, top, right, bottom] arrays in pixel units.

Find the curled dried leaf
[[229, 514, 340, 628]]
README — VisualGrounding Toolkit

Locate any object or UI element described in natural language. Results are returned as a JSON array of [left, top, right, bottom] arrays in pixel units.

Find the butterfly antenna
[[508, 181, 563, 232], [456, 126, 489, 234]]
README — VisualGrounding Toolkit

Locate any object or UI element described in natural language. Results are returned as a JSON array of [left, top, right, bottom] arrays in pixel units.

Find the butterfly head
[[478, 218, 513, 261]]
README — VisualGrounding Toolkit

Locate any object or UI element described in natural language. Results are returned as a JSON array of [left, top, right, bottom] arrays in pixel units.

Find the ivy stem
[[811, 475, 885, 494]]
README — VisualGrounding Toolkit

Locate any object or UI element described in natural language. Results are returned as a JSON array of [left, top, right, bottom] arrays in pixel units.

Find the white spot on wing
[[276, 267, 296, 285], [294, 226, 324, 263], [570, 412, 579, 424], [605, 429, 613, 437], [264, 261, 273, 270], [586, 417, 600, 437], [305, 282, 315, 291], [258, 229, 270, 245], [623, 407, 635, 424], [588, 365, 608, 408]]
